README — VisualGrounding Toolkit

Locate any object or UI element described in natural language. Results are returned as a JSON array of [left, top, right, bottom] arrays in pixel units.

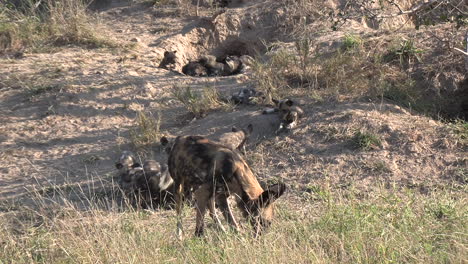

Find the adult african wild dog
[[115, 152, 174, 208], [160, 135, 287, 238], [115, 125, 254, 209]]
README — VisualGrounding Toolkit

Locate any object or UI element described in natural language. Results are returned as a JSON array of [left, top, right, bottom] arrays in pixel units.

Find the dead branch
[[376, 0, 440, 18]]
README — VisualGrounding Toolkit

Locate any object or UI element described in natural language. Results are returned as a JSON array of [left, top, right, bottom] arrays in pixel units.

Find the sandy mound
[[149, 1, 289, 72], [158, 99, 466, 193], [247, 100, 466, 192]]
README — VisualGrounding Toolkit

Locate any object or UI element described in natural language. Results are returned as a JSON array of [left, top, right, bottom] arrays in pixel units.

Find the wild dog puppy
[[158, 51, 177, 70], [230, 88, 265, 105], [182, 61, 208, 77], [223, 55, 242, 76], [138, 160, 174, 207], [214, 124, 253, 152], [161, 135, 287, 238], [199, 55, 225, 76], [115, 151, 139, 192], [238, 55, 254, 73], [263, 99, 304, 132], [115, 152, 174, 208]]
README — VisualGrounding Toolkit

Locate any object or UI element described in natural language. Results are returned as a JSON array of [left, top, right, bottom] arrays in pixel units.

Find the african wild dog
[[263, 99, 304, 132], [158, 50, 177, 70], [182, 61, 208, 77], [229, 88, 265, 105], [223, 55, 241, 76], [145, 124, 253, 204], [160, 135, 287, 238], [115, 152, 174, 208], [115, 151, 141, 193], [213, 124, 253, 153], [199, 55, 225, 76], [238, 55, 254, 73]]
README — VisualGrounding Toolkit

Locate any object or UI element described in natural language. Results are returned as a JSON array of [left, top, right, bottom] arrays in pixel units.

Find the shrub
[[384, 39, 424, 66], [130, 111, 162, 149], [172, 85, 231, 118], [352, 130, 382, 150], [342, 34, 362, 51]]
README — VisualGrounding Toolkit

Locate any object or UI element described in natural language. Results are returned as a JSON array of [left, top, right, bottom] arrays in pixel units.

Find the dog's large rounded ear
[[285, 99, 293, 106], [160, 136, 169, 146], [232, 126, 239, 132], [257, 183, 287, 208], [164, 51, 169, 56], [246, 124, 253, 134], [115, 163, 123, 169]]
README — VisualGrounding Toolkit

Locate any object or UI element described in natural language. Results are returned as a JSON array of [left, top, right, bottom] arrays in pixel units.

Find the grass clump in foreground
[[0, 0, 121, 53], [0, 185, 466, 263]]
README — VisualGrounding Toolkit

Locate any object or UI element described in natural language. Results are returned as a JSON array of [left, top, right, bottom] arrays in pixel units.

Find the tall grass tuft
[[130, 111, 162, 150], [173, 85, 232, 118], [0, 0, 120, 53]]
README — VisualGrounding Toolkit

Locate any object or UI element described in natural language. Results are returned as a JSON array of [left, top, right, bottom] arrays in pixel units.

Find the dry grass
[[150, 0, 221, 17], [252, 34, 441, 116], [449, 119, 468, 147], [173, 85, 233, 118], [0, 181, 466, 263], [130, 111, 163, 150], [0, 0, 121, 53], [272, 0, 329, 37]]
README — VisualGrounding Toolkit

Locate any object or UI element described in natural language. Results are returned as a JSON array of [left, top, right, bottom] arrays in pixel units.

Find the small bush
[[252, 38, 320, 100], [317, 51, 382, 98], [251, 49, 292, 102], [130, 111, 162, 149], [384, 39, 424, 66], [173, 85, 231, 118], [352, 130, 381, 150], [342, 34, 362, 51]]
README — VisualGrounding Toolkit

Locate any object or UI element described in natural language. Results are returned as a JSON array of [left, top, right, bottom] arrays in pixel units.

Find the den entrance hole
[[159, 39, 259, 77]]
